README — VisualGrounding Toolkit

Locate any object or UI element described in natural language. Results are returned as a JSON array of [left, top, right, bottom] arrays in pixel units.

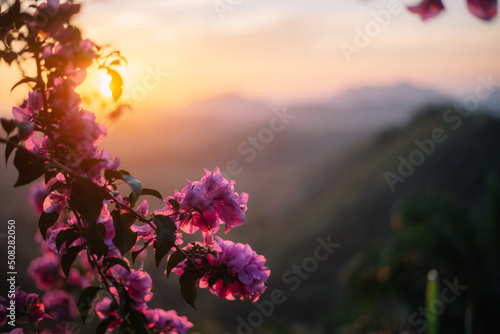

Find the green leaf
[[38, 211, 60, 240], [166, 250, 186, 278], [77, 286, 102, 323], [153, 215, 177, 267], [5, 135, 20, 166], [103, 257, 131, 273], [1, 118, 16, 135], [131, 239, 152, 264], [95, 317, 116, 334], [70, 179, 105, 237], [10, 77, 36, 93], [13, 148, 45, 187], [179, 269, 198, 309], [111, 210, 138, 255], [79, 158, 106, 173], [122, 174, 142, 204], [61, 245, 84, 278]]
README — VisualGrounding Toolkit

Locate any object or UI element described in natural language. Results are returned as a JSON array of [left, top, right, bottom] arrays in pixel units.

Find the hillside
[[1, 86, 500, 333]]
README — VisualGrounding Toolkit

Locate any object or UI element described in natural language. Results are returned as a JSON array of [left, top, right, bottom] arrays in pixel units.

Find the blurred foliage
[[330, 178, 500, 333]]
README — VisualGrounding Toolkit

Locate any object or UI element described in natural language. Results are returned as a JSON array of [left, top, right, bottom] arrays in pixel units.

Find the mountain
[[1, 84, 494, 333]]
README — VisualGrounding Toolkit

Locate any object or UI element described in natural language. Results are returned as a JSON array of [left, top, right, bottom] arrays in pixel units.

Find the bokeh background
[[1, 0, 500, 333]]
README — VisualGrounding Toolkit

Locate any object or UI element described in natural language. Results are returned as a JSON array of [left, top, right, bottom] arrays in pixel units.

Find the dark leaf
[[50, 180, 67, 193], [17, 122, 33, 140], [129, 308, 149, 334], [38, 211, 60, 240], [168, 198, 181, 211], [88, 229, 108, 260], [111, 210, 138, 255], [141, 188, 163, 200], [70, 179, 105, 237], [13, 148, 45, 187], [61, 245, 84, 278], [5, 135, 20, 165], [77, 286, 102, 323], [95, 317, 116, 334], [179, 269, 198, 309], [131, 239, 152, 264], [10, 77, 36, 93], [166, 250, 186, 278], [122, 174, 142, 204], [103, 257, 131, 273], [153, 215, 177, 267], [104, 168, 123, 181], [44, 169, 58, 184], [1, 118, 16, 135], [80, 158, 106, 173], [108, 276, 132, 316], [56, 228, 80, 252]]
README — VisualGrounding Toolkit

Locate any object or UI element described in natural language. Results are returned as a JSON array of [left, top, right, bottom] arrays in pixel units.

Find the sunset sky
[[1, 0, 499, 115]]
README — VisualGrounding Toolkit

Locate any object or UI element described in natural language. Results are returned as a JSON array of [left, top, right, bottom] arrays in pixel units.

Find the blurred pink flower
[[407, 0, 445, 20], [42, 289, 78, 320], [467, 0, 498, 20], [28, 251, 62, 290], [145, 308, 193, 334]]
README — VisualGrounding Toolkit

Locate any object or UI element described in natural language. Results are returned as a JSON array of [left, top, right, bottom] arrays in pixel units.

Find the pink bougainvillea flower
[[156, 167, 248, 240], [467, 0, 498, 20], [145, 308, 193, 334], [109, 265, 153, 309], [28, 250, 62, 289], [14, 288, 51, 323], [43, 189, 68, 213], [407, 0, 445, 20], [201, 237, 270, 302], [42, 289, 78, 320]]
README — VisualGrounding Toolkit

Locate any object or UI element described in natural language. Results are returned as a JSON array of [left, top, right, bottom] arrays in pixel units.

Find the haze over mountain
[[1, 82, 500, 333]]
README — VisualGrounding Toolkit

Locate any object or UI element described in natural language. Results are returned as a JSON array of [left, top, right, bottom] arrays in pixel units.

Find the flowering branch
[[0, 0, 269, 333]]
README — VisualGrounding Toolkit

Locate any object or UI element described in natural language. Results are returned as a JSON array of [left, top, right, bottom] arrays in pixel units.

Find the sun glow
[[99, 71, 113, 98]]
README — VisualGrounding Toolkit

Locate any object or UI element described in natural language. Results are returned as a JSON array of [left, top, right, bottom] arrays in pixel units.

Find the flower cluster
[[169, 237, 270, 303], [0, 0, 269, 332], [407, 0, 497, 21], [157, 167, 248, 241], [0, 288, 51, 328]]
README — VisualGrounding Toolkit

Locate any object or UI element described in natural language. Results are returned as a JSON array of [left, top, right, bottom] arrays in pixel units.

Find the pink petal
[[407, 0, 445, 20], [467, 0, 497, 20]]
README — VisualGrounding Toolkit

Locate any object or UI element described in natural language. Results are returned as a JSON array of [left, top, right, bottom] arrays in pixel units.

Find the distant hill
[[2, 84, 496, 333]]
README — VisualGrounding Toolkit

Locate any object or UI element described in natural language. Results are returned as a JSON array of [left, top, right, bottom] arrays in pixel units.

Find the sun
[[99, 71, 113, 98]]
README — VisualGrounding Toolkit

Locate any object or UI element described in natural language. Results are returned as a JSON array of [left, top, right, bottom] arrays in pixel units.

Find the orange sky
[[1, 0, 499, 116]]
